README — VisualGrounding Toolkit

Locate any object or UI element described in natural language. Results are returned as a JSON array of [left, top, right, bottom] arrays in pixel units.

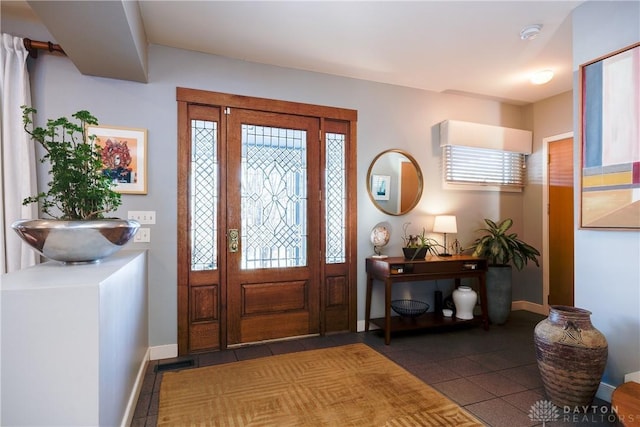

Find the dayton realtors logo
[[529, 400, 560, 425], [529, 400, 625, 424]]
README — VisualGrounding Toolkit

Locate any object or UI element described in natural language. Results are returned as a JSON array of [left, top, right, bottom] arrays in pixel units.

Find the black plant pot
[[486, 265, 512, 324], [402, 247, 428, 260]]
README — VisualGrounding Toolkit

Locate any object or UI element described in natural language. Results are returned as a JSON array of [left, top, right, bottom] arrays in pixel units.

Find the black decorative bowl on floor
[[391, 299, 429, 318]]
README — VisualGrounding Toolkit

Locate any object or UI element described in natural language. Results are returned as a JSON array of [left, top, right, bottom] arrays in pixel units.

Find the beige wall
[[515, 91, 573, 303]]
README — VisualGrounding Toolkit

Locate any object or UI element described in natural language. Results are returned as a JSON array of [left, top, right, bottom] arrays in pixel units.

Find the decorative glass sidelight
[[190, 119, 218, 270], [325, 132, 346, 264], [241, 124, 307, 269]]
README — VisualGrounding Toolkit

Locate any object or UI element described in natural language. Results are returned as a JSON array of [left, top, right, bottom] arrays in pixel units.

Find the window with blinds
[[443, 145, 526, 190]]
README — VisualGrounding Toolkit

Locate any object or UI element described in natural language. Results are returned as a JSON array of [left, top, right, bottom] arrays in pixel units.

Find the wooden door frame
[[176, 87, 358, 354], [542, 131, 574, 314]]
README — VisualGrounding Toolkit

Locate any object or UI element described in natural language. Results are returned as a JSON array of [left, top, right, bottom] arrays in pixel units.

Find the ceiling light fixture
[[520, 24, 543, 40], [531, 69, 554, 85]]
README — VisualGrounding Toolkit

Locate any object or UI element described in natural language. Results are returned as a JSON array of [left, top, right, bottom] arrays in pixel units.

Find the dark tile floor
[[132, 311, 617, 427]]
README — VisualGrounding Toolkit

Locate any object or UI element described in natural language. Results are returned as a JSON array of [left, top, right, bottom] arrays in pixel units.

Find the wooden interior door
[[548, 137, 574, 306], [225, 109, 321, 345]]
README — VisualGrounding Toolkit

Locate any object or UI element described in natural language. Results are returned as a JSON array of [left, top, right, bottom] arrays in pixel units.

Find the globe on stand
[[370, 225, 390, 258]]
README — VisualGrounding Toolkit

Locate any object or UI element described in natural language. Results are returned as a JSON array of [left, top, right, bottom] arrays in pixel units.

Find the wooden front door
[[225, 109, 321, 345], [548, 137, 574, 306], [177, 89, 358, 354]]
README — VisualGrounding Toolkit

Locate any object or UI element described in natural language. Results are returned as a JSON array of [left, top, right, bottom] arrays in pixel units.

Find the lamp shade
[[433, 215, 457, 234]]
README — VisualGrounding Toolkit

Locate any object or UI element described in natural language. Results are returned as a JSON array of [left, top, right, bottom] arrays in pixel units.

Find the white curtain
[[0, 33, 37, 273]]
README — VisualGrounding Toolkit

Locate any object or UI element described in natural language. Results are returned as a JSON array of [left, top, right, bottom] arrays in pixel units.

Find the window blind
[[443, 145, 526, 188]]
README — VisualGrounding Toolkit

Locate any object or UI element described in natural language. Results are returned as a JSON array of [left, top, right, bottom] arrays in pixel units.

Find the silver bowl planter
[[11, 219, 140, 264]]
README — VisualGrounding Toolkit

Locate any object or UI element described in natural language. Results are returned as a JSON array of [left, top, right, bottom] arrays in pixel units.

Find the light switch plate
[[134, 227, 150, 243], [128, 211, 156, 224]]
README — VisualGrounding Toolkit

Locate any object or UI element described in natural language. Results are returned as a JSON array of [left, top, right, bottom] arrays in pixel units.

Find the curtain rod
[[23, 38, 66, 58]]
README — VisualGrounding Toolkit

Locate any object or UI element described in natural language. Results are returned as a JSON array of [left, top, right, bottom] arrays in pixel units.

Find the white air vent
[[440, 120, 532, 154]]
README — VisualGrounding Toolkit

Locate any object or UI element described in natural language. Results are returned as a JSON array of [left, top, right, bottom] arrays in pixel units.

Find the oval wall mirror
[[366, 149, 423, 216]]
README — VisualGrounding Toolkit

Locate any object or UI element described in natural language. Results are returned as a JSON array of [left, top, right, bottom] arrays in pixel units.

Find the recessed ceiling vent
[[520, 24, 543, 40]]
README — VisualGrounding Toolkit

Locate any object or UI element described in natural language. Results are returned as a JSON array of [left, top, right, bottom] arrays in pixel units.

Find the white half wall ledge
[[0, 251, 148, 427], [150, 344, 178, 361]]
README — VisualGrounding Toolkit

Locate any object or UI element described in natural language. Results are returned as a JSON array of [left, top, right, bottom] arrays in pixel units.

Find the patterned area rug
[[158, 343, 483, 426]]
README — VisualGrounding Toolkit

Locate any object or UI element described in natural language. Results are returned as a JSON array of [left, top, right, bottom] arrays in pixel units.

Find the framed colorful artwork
[[580, 42, 640, 229], [87, 125, 148, 194]]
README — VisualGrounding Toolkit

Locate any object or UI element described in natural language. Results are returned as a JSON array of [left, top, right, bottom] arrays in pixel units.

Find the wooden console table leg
[[384, 279, 392, 345], [365, 273, 373, 332]]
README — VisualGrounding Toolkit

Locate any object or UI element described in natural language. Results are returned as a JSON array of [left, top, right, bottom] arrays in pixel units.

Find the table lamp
[[433, 215, 457, 257]]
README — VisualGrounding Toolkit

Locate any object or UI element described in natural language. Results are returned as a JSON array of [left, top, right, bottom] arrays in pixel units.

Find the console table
[[365, 255, 488, 344]]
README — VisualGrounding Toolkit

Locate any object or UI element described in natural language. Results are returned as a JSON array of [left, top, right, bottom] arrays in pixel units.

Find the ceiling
[[3, 1, 583, 105]]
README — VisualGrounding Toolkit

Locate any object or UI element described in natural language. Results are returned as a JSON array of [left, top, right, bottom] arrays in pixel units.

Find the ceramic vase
[[452, 286, 477, 320], [534, 305, 608, 408]]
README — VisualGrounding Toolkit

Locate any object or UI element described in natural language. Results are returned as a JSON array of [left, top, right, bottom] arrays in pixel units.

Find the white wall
[[4, 14, 544, 349], [572, 1, 640, 386]]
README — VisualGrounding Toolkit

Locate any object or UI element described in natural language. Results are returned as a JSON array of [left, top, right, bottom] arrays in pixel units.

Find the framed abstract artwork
[[580, 42, 640, 229], [87, 125, 148, 194]]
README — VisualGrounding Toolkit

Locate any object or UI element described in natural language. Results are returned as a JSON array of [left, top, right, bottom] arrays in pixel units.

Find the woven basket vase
[[534, 305, 608, 409]]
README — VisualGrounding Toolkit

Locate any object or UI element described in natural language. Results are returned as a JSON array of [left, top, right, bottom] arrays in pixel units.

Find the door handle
[[228, 229, 239, 252]]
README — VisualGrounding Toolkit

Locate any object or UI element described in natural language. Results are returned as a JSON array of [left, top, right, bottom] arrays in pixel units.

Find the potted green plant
[[471, 218, 540, 324], [20, 106, 121, 219], [11, 106, 139, 264], [401, 222, 443, 261]]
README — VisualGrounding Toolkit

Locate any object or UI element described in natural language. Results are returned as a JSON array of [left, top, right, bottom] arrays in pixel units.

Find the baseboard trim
[[357, 320, 380, 332], [596, 382, 615, 403], [625, 371, 640, 382], [512, 300, 548, 315], [150, 344, 178, 361], [121, 347, 150, 427]]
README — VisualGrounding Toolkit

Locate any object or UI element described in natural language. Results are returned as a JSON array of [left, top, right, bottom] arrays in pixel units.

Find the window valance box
[[439, 120, 533, 154]]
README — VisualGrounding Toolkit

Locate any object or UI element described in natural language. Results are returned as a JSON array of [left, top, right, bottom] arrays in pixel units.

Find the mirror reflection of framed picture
[[87, 125, 148, 194], [371, 174, 391, 200]]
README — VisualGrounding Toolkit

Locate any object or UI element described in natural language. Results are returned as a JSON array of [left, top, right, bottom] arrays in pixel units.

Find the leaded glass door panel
[[226, 109, 321, 345], [178, 104, 224, 353]]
